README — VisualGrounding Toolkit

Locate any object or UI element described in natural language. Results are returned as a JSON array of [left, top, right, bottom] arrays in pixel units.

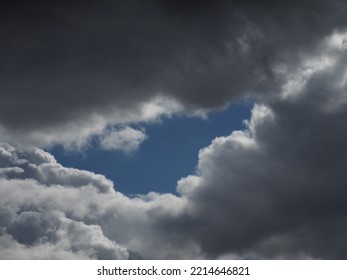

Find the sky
[[49, 102, 251, 195], [1, 0, 347, 259]]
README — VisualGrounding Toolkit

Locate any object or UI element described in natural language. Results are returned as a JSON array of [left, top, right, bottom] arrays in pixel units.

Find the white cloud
[[100, 127, 147, 153], [0, 143, 199, 259], [0, 208, 128, 260], [278, 31, 347, 100]]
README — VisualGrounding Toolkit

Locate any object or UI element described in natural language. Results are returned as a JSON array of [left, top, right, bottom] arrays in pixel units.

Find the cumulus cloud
[[0, 143, 198, 259], [99, 127, 147, 153], [174, 32, 347, 259], [0, 177, 128, 259], [0, 209, 128, 260], [0, 143, 114, 193], [0, 143, 126, 259]]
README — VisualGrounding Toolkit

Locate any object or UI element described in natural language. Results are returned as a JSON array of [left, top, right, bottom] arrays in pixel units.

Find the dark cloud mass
[[1, 0, 347, 147], [1, 0, 347, 259], [173, 36, 347, 258]]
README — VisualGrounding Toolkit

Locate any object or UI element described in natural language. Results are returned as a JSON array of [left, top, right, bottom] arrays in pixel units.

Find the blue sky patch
[[49, 102, 251, 195]]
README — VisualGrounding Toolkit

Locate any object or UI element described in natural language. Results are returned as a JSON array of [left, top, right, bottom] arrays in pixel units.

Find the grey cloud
[[173, 37, 347, 259], [1, 0, 347, 147]]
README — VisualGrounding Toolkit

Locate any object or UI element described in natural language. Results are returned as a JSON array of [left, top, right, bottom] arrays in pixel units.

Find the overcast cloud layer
[[1, 0, 347, 259]]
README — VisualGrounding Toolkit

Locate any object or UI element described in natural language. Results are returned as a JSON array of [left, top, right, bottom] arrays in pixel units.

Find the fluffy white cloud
[[0, 143, 199, 259], [100, 127, 147, 153]]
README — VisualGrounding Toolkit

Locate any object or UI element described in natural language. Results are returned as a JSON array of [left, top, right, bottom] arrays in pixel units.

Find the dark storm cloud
[[1, 0, 347, 146], [174, 39, 347, 259]]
